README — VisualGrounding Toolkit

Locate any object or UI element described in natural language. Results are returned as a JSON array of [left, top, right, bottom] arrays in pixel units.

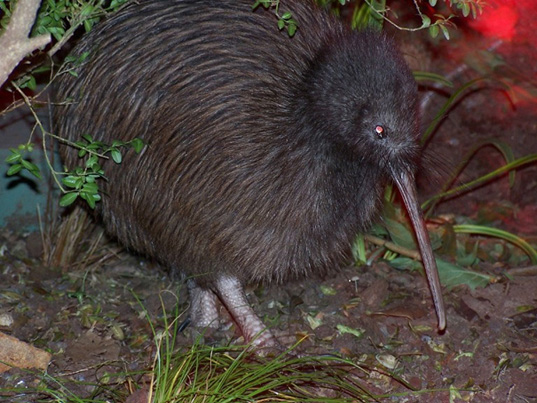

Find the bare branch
[[0, 0, 51, 89]]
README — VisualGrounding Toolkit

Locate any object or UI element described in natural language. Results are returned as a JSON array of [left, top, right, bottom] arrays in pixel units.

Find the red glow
[[470, 0, 518, 41], [512, 0, 537, 48], [466, 0, 537, 109]]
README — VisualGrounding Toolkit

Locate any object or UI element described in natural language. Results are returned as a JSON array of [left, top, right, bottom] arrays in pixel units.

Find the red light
[[470, 0, 518, 41]]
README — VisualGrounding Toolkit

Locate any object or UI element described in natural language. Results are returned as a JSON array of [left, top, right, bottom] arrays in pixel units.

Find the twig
[[11, 82, 67, 193], [507, 266, 537, 277], [364, 234, 422, 261]]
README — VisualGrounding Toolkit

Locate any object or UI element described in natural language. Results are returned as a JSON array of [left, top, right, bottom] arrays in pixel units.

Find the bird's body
[[54, 0, 445, 346]]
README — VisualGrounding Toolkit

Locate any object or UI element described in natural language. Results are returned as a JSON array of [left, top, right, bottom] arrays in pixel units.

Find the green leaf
[[19, 75, 37, 90], [82, 134, 93, 143], [436, 259, 492, 290], [413, 71, 453, 87], [383, 216, 417, 250], [80, 192, 96, 209], [85, 175, 97, 183], [456, 242, 479, 267], [89, 162, 104, 175], [336, 324, 365, 339], [461, 2, 470, 17], [86, 154, 99, 169], [47, 26, 65, 41], [80, 3, 95, 16], [5, 150, 21, 163], [454, 224, 537, 264], [78, 51, 90, 63], [62, 176, 83, 189], [0, 2, 11, 16], [281, 11, 292, 20], [305, 313, 323, 330], [130, 138, 144, 153], [389, 257, 421, 271], [352, 233, 367, 263], [421, 15, 431, 28], [287, 22, 297, 37], [389, 257, 493, 289], [60, 193, 78, 207], [20, 159, 40, 175], [82, 182, 99, 193], [277, 19, 285, 30], [111, 149, 122, 164], [83, 19, 93, 33], [440, 24, 450, 40], [86, 142, 102, 151], [252, 0, 271, 10], [28, 76, 37, 91], [471, 3, 480, 19], [429, 24, 439, 38], [7, 164, 23, 176], [320, 285, 337, 296], [429, 0, 438, 6], [423, 153, 537, 212], [27, 167, 42, 179]]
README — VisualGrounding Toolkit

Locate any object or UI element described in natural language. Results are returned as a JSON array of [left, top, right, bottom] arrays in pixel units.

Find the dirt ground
[[1, 3, 537, 403]]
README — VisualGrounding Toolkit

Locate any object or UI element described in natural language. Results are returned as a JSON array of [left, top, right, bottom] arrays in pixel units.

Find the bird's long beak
[[392, 170, 446, 331]]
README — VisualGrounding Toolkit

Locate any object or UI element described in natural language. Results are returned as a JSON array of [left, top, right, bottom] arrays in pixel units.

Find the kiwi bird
[[54, 0, 446, 347]]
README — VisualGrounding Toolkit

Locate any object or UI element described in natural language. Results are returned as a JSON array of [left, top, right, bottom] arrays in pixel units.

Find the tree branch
[[0, 0, 51, 89]]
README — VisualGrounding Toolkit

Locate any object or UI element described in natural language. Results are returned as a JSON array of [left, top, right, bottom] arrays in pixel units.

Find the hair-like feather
[[54, 0, 443, 343]]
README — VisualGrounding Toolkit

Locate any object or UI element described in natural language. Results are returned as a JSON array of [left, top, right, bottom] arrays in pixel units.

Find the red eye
[[374, 125, 386, 139]]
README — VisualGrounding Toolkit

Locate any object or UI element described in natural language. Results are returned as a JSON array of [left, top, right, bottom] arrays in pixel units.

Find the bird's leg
[[214, 274, 278, 348], [187, 279, 220, 328]]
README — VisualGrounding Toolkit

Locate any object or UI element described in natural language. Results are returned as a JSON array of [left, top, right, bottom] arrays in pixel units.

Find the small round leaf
[[60, 193, 78, 207]]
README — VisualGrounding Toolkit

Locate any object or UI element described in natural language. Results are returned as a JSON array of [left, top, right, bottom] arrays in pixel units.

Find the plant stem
[[364, 234, 422, 261], [11, 82, 67, 192]]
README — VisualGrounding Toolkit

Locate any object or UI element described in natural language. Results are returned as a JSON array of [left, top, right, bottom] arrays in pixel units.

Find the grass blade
[[454, 224, 537, 264]]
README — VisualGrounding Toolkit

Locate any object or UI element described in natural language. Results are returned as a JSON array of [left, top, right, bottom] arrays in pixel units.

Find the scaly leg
[[214, 274, 278, 348], [187, 279, 220, 328]]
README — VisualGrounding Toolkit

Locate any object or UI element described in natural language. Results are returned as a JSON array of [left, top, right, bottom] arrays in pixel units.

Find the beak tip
[[437, 315, 447, 333]]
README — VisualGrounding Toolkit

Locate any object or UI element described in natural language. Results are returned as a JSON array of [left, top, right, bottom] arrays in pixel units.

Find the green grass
[[0, 326, 423, 402], [151, 343, 380, 402]]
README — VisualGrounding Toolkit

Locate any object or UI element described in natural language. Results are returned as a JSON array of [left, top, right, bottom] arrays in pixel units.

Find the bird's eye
[[374, 125, 386, 139]]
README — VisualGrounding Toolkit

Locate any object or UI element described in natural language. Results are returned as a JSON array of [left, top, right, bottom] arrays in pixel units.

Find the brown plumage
[[54, 0, 445, 346]]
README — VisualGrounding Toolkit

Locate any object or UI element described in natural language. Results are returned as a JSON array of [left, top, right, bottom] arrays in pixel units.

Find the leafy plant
[[2, 101, 144, 210], [0, 0, 129, 91], [1, 0, 139, 211], [5, 143, 42, 179], [58, 135, 144, 208], [252, 0, 298, 36], [316, 0, 484, 39]]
